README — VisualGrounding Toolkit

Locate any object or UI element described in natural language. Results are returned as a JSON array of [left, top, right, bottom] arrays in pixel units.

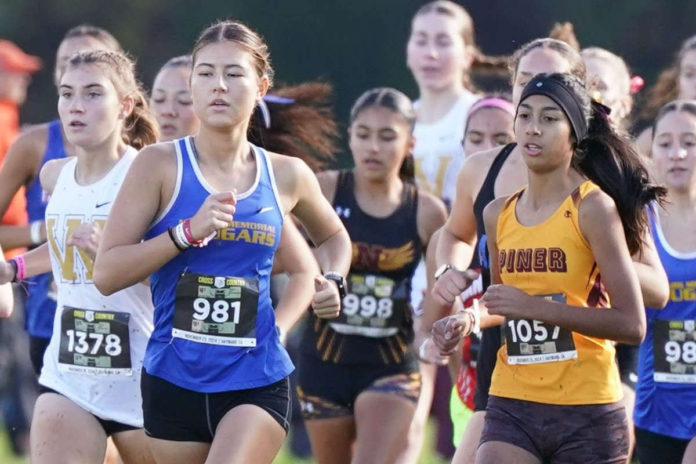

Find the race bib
[[58, 307, 131, 375], [329, 274, 408, 338], [505, 293, 577, 365], [173, 273, 258, 347], [653, 319, 696, 383]]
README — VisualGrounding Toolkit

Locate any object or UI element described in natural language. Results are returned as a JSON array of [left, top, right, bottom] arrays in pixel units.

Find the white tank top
[[411, 91, 478, 310], [412, 91, 478, 208], [40, 147, 153, 427]]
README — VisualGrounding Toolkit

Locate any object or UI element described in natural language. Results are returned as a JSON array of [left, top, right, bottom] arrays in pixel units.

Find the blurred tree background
[[2, 0, 695, 164]]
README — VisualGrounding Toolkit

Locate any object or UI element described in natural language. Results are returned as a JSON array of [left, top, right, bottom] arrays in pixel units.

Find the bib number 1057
[[193, 298, 241, 324], [505, 316, 576, 365], [507, 319, 560, 344]]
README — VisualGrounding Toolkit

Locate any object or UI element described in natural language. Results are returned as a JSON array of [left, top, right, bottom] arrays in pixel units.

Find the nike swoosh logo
[[95, 201, 112, 208], [257, 206, 274, 214]]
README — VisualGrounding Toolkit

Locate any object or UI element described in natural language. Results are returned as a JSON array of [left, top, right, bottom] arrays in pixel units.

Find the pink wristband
[[15, 255, 26, 281], [182, 219, 197, 244], [182, 219, 215, 248]]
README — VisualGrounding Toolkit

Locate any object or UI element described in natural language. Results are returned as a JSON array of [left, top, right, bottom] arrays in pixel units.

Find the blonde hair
[[63, 24, 122, 53], [643, 35, 696, 119], [582, 47, 631, 97], [412, 1, 508, 89], [548, 22, 580, 51], [66, 50, 158, 149], [509, 38, 586, 83]]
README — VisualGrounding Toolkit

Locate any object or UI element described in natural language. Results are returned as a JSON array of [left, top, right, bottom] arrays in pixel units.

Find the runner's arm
[[272, 219, 320, 334], [432, 159, 487, 305], [285, 159, 350, 278], [0, 159, 74, 281], [435, 159, 480, 270], [632, 228, 669, 309], [95, 144, 177, 295], [414, 193, 450, 356], [0, 127, 46, 250]]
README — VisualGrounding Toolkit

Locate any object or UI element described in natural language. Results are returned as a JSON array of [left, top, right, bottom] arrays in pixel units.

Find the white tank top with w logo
[[411, 91, 478, 310], [41, 147, 153, 427], [412, 90, 478, 208]]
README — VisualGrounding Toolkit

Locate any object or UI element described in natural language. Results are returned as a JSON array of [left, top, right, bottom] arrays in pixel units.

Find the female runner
[[149, 53, 336, 338], [445, 95, 515, 449], [94, 20, 351, 464], [297, 87, 446, 464], [429, 37, 668, 464], [0, 49, 158, 463], [634, 100, 696, 464], [404, 3, 506, 458], [428, 37, 588, 464], [0, 24, 123, 373], [477, 72, 662, 463]]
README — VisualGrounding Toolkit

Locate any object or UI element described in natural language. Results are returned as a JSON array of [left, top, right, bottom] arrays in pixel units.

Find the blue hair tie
[[257, 94, 296, 129], [263, 95, 295, 105]]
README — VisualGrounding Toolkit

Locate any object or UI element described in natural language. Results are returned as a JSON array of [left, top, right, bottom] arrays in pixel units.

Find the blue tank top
[[143, 136, 292, 392], [25, 120, 66, 338], [634, 210, 696, 440]]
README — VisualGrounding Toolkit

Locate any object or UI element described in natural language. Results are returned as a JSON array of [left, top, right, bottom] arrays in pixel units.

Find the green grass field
[[0, 420, 448, 464], [0, 429, 27, 464]]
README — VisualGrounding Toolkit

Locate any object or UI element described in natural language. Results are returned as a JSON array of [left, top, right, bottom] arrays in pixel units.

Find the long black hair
[[349, 87, 416, 181], [523, 73, 665, 254]]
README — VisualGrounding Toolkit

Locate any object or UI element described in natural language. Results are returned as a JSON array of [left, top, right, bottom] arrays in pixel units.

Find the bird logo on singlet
[[352, 241, 415, 272]]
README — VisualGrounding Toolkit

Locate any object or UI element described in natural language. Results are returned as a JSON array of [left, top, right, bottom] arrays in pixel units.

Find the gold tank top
[[490, 180, 622, 405]]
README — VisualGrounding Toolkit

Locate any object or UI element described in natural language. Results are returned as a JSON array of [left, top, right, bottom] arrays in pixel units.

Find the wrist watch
[[434, 264, 452, 281], [323, 272, 346, 299]]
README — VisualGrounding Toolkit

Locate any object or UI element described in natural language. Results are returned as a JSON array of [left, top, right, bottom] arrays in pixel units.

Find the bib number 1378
[[58, 308, 132, 375], [65, 330, 122, 356]]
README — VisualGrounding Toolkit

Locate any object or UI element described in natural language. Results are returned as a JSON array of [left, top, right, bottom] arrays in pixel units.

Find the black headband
[[518, 75, 588, 141]]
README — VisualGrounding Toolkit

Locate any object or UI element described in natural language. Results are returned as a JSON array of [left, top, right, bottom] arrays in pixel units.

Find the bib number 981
[[193, 298, 241, 324]]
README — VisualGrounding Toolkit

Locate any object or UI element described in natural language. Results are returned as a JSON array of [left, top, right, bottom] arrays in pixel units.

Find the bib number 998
[[342, 294, 393, 319]]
